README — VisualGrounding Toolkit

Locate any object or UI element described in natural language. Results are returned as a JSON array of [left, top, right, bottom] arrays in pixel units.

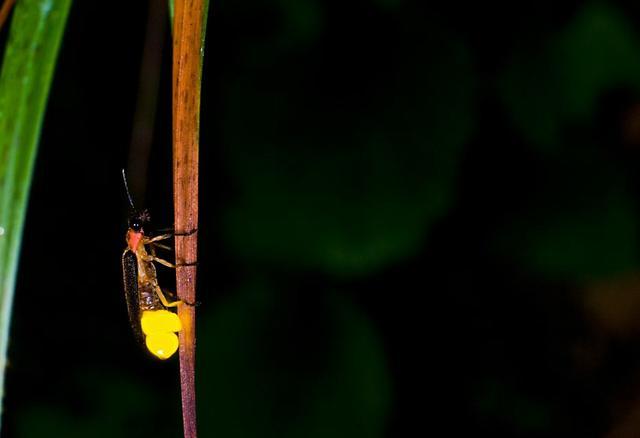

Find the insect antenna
[[121, 168, 136, 210]]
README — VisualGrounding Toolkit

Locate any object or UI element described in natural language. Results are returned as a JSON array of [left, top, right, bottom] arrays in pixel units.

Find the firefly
[[121, 170, 185, 360]]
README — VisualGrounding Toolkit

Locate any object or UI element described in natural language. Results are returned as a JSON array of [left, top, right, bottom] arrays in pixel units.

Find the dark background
[[6, 0, 640, 436]]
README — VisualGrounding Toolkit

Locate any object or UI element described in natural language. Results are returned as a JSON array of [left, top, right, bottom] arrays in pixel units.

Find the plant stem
[[0, 0, 16, 30], [127, 0, 167, 203], [172, 0, 207, 437]]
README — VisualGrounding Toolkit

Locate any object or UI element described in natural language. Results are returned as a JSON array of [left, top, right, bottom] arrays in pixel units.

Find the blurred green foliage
[[223, 22, 473, 276], [474, 378, 552, 434], [495, 1, 640, 281], [197, 283, 390, 437], [501, 2, 640, 151], [276, 0, 324, 46], [494, 157, 639, 280], [17, 377, 170, 438]]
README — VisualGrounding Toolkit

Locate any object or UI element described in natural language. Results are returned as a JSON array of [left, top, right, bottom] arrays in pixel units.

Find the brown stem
[[0, 0, 16, 31], [173, 1, 205, 437], [127, 0, 166, 203]]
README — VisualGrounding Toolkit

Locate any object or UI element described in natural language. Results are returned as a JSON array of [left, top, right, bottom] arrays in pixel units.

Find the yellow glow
[[145, 332, 179, 360], [141, 310, 182, 335]]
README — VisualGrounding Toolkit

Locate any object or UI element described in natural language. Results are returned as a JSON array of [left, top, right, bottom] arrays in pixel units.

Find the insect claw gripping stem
[[155, 227, 198, 237], [183, 299, 201, 307], [174, 228, 198, 237]]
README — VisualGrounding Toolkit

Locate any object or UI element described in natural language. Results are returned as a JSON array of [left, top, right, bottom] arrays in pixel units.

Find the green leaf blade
[[0, 0, 72, 426]]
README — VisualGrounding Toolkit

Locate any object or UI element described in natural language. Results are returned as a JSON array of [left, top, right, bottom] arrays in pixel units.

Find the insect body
[[121, 172, 184, 360]]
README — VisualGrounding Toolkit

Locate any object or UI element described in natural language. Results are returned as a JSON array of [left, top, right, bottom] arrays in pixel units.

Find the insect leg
[[144, 231, 196, 249], [152, 283, 182, 308], [142, 254, 176, 269], [150, 242, 172, 251], [144, 233, 173, 244], [142, 254, 197, 269], [162, 289, 197, 306]]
